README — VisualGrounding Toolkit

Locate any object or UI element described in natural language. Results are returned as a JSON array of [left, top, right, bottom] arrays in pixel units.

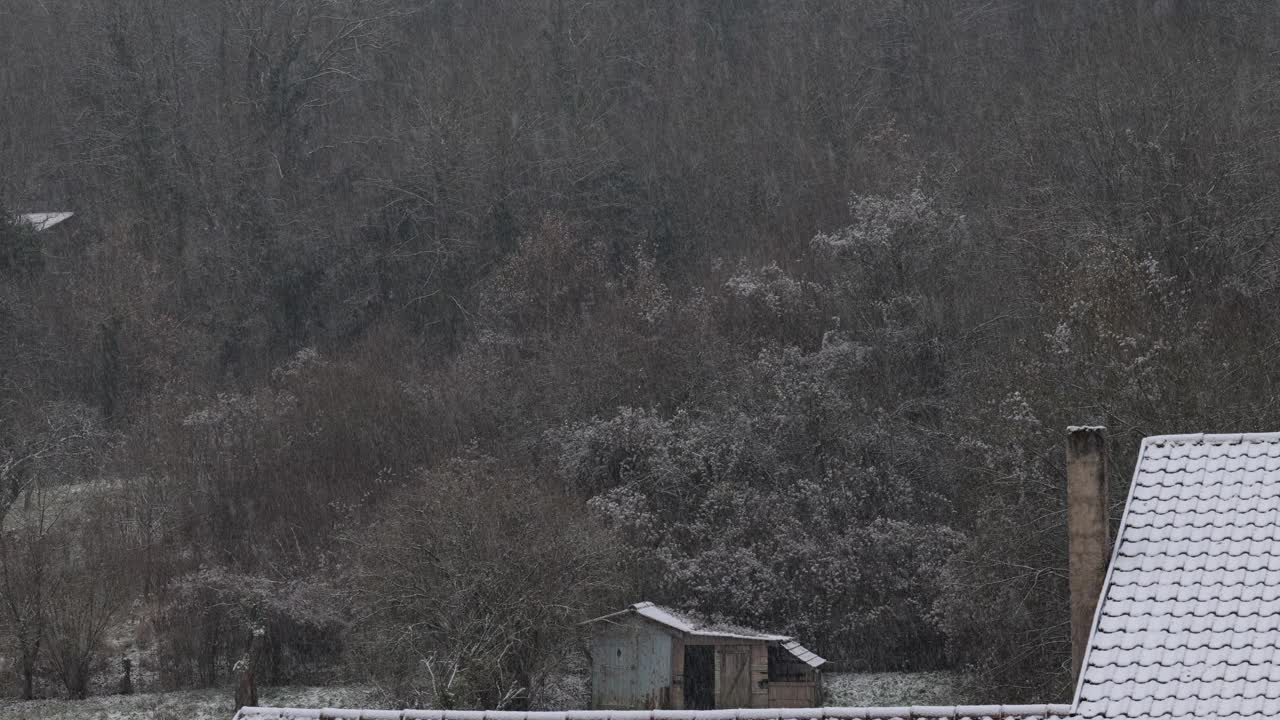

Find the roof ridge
[[233, 704, 1077, 720], [1142, 431, 1280, 446]]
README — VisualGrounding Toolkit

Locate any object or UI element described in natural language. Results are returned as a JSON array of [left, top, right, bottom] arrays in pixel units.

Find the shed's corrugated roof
[[781, 640, 826, 668], [584, 602, 789, 642], [17, 211, 73, 231], [1073, 432, 1280, 719], [583, 602, 825, 667], [233, 705, 1075, 720], [634, 602, 792, 642]]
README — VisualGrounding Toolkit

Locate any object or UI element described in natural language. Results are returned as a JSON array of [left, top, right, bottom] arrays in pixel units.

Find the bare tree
[[43, 498, 132, 699], [0, 402, 108, 698], [347, 456, 626, 709], [0, 507, 52, 700]]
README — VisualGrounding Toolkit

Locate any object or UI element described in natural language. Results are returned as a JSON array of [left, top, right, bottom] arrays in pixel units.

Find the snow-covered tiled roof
[[233, 705, 1075, 720], [17, 211, 73, 231], [1074, 432, 1280, 719], [583, 602, 825, 667]]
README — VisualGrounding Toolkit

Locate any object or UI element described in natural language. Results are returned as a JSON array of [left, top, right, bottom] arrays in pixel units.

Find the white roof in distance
[[17, 212, 74, 231]]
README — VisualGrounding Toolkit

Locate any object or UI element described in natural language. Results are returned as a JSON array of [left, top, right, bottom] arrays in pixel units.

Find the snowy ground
[[0, 673, 967, 720], [823, 672, 969, 707], [0, 685, 383, 720]]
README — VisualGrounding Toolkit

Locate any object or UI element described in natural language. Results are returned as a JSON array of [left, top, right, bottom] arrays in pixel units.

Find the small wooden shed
[[583, 602, 825, 710]]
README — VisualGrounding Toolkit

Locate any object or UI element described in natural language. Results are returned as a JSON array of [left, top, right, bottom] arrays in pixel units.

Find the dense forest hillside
[[4, 0, 1280, 707]]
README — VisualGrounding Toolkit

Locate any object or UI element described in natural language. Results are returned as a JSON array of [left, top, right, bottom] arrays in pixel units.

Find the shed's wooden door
[[718, 646, 751, 708], [593, 632, 633, 708]]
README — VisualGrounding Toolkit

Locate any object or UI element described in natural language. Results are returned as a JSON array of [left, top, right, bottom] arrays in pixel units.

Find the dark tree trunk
[[18, 636, 39, 700], [234, 669, 257, 710], [65, 658, 90, 700], [20, 662, 34, 701], [233, 628, 264, 710], [118, 657, 133, 695]]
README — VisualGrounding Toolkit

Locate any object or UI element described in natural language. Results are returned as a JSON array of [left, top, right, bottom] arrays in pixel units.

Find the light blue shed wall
[[590, 616, 674, 709]]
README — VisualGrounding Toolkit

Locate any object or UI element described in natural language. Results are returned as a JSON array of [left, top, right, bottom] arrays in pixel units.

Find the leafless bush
[[345, 454, 626, 709]]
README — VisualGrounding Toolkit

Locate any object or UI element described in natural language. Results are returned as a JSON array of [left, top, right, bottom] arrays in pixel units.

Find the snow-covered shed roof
[[587, 601, 790, 642], [17, 211, 74, 231], [583, 601, 825, 667], [1073, 432, 1280, 719], [233, 706, 1074, 720]]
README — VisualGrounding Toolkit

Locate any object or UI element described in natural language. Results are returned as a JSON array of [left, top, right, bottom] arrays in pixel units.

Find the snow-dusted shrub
[[812, 189, 941, 258], [724, 262, 811, 314], [526, 652, 590, 710], [714, 262, 826, 349], [153, 568, 346, 689], [549, 335, 963, 670], [811, 188, 968, 313], [478, 212, 610, 338]]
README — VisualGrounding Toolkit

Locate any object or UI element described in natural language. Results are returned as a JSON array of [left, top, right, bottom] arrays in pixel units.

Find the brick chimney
[[1067, 426, 1109, 685]]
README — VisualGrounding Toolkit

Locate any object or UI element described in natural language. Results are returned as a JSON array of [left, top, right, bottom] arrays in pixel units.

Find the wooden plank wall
[[766, 682, 817, 708], [686, 640, 771, 709], [594, 628, 817, 710], [749, 644, 769, 708]]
